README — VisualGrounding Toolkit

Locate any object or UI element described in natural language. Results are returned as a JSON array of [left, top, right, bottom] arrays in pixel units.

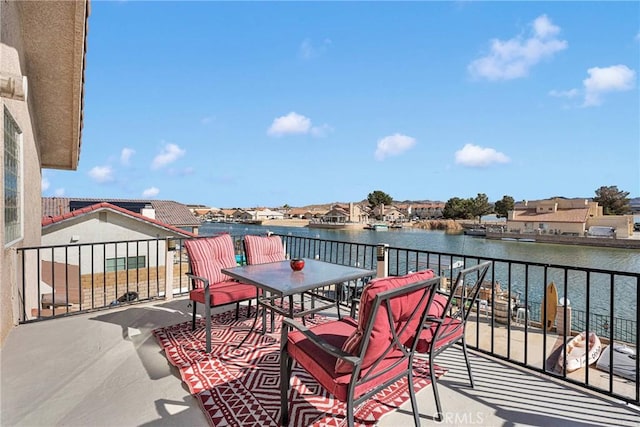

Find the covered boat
[[557, 331, 602, 373], [596, 343, 637, 380]]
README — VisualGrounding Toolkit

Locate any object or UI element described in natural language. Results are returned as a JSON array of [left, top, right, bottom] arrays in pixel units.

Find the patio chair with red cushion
[[184, 234, 259, 353], [242, 234, 286, 332], [414, 261, 491, 420], [280, 269, 440, 427], [243, 234, 286, 265]]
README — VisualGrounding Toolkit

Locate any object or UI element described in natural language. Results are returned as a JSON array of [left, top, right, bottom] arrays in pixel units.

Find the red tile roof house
[[42, 197, 202, 235], [37, 202, 196, 319]]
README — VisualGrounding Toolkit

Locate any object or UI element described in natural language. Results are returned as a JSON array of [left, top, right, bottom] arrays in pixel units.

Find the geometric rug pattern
[[153, 308, 444, 426]]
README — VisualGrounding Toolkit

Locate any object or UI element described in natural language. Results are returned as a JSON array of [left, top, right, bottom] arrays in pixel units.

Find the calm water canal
[[200, 222, 640, 324], [201, 222, 639, 272]]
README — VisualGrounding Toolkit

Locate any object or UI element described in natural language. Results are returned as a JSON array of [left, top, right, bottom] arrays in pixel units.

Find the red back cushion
[[336, 269, 435, 374], [244, 235, 285, 264], [184, 234, 238, 286]]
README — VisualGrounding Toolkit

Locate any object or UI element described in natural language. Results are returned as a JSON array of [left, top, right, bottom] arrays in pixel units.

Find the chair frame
[[242, 235, 287, 333], [184, 236, 259, 353], [185, 271, 258, 353], [280, 276, 441, 427], [420, 261, 491, 420]]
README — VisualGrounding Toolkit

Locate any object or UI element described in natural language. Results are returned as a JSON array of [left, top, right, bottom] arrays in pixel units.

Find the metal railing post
[[165, 238, 175, 300], [376, 244, 389, 278]]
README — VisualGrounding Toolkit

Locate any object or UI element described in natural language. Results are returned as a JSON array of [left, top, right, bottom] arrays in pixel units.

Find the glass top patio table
[[222, 258, 375, 297], [222, 259, 375, 344]]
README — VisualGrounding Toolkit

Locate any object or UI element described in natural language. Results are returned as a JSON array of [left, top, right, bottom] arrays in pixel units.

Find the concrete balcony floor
[[1, 298, 638, 427]]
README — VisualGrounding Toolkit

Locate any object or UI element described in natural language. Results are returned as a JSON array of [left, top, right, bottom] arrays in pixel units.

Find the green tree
[[594, 186, 631, 215], [494, 195, 515, 219], [443, 197, 472, 219], [367, 190, 393, 208], [469, 193, 492, 223]]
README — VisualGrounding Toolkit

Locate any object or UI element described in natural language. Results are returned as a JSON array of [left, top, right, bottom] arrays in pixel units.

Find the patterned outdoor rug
[[153, 308, 444, 426]]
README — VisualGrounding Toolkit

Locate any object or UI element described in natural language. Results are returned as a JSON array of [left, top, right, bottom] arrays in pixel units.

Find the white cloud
[[120, 147, 135, 165], [267, 112, 331, 138], [310, 124, 333, 138], [548, 88, 579, 98], [142, 187, 160, 197], [299, 38, 332, 60], [583, 65, 636, 106], [267, 112, 312, 136], [151, 143, 186, 169], [455, 143, 510, 167], [374, 134, 416, 161], [532, 14, 560, 39], [88, 165, 114, 183], [54, 188, 65, 196], [201, 116, 215, 125], [42, 176, 50, 192], [468, 14, 567, 81]]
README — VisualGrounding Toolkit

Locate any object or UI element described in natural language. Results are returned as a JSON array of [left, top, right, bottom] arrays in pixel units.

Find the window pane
[[106, 257, 126, 272], [127, 256, 146, 269], [4, 107, 22, 244]]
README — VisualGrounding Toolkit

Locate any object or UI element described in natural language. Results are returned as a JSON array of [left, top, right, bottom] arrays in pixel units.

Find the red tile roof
[[42, 202, 197, 237], [42, 197, 201, 227]]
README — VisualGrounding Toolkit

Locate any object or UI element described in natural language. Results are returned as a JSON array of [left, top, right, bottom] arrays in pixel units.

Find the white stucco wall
[[40, 210, 183, 273], [1, 1, 44, 345]]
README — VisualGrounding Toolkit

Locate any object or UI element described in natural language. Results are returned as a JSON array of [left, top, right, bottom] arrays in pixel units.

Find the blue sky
[[42, 1, 639, 208]]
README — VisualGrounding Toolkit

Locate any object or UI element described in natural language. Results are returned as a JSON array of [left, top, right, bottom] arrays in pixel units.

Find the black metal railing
[[278, 234, 639, 405], [16, 232, 639, 405], [17, 238, 194, 320]]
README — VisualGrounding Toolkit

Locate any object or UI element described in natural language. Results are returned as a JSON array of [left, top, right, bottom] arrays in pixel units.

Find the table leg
[[236, 289, 262, 349]]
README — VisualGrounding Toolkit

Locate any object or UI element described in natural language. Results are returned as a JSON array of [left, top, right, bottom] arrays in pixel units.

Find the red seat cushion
[[415, 316, 464, 354], [244, 235, 285, 265], [429, 293, 448, 319], [189, 280, 258, 306], [287, 317, 407, 402], [335, 269, 435, 374], [184, 234, 238, 286]]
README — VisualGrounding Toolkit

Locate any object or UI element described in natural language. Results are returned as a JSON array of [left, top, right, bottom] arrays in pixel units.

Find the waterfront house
[[1, 0, 89, 345], [43, 197, 202, 235], [305, 208, 329, 219], [372, 203, 406, 222], [321, 206, 350, 223], [286, 207, 308, 219], [37, 202, 195, 318], [399, 202, 445, 219], [255, 208, 285, 220], [232, 209, 254, 221], [507, 198, 634, 238], [345, 202, 371, 223], [219, 209, 236, 221]]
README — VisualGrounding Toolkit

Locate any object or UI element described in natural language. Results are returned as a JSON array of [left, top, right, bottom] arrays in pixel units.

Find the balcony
[[4, 234, 639, 425], [2, 298, 639, 426]]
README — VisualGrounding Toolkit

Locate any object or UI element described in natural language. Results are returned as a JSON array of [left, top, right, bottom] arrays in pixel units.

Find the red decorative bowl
[[290, 259, 305, 271]]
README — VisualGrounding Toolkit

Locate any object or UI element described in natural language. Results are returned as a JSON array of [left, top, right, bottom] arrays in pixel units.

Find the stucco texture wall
[[1, 1, 44, 346]]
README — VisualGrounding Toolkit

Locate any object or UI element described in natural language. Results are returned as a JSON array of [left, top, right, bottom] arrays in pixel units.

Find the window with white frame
[[4, 107, 22, 245], [106, 256, 146, 272]]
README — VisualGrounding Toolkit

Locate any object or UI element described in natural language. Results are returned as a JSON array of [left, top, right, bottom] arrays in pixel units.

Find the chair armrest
[[185, 272, 210, 290], [281, 317, 360, 365], [350, 298, 361, 319]]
